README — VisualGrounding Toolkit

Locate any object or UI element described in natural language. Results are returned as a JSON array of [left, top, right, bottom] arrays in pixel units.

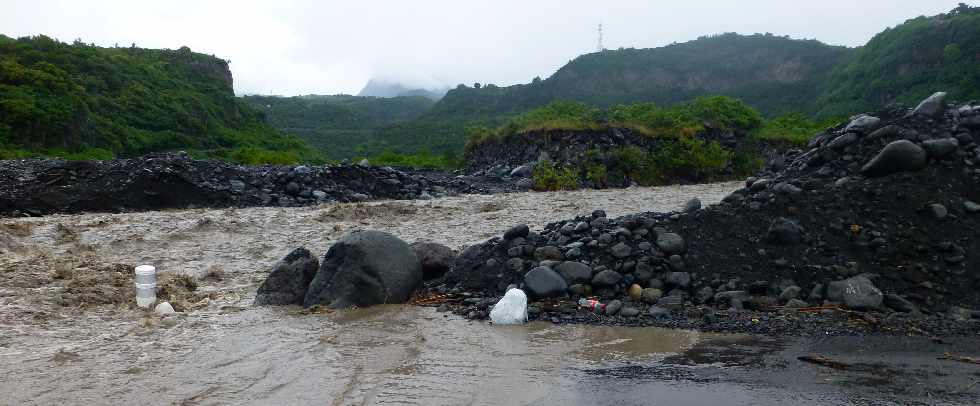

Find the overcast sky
[[1, 0, 975, 96]]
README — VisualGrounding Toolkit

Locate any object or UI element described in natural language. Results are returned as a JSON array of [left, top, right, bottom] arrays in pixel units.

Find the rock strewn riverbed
[[0, 152, 524, 216]]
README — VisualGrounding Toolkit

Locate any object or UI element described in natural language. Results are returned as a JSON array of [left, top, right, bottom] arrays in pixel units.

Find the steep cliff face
[[0, 35, 315, 162]]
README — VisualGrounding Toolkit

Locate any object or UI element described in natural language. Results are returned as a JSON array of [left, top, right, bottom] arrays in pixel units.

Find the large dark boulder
[[766, 217, 804, 245], [523, 266, 568, 299], [410, 241, 455, 280], [861, 140, 928, 177], [303, 231, 422, 308], [555, 261, 592, 284], [254, 247, 319, 306], [444, 240, 511, 292]]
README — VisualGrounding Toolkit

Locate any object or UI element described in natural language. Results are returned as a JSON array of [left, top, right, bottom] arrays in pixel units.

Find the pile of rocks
[[430, 93, 980, 334], [463, 124, 751, 188], [0, 152, 497, 216]]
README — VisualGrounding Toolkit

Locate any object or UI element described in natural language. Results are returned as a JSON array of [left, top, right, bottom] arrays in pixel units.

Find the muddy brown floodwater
[[2, 182, 979, 405]]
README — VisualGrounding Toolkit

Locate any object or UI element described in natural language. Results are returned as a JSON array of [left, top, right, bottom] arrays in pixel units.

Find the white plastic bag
[[489, 288, 528, 325]]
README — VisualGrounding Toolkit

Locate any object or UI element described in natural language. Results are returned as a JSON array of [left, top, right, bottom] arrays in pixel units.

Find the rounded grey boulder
[[523, 266, 568, 299], [921, 138, 959, 158], [503, 224, 530, 240], [303, 231, 422, 309], [591, 269, 623, 287], [826, 276, 883, 310], [844, 115, 881, 133], [555, 261, 592, 284], [254, 247, 319, 306], [913, 92, 947, 117], [861, 140, 928, 177], [683, 198, 702, 213], [766, 217, 804, 245], [655, 231, 686, 255], [410, 241, 455, 280]]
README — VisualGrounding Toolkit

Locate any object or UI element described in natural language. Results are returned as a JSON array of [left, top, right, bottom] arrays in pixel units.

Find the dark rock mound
[[0, 152, 505, 216], [254, 247, 319, 306], [304, 231, 422, 308]]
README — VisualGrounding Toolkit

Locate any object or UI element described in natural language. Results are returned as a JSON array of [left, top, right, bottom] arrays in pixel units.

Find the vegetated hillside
[[374, 5, 979, 156], [463, 97, 767, 190], [816, 4, 980, 117], [242, 94, 434, 159], [0, 35, 319, 163], [367, 33, 850, 155], [357, 78, 448, 100]]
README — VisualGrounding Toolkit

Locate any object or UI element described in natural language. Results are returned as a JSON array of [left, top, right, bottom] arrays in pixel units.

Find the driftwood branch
[[939, 352, 980, 365], [798, 354, 850, 370]]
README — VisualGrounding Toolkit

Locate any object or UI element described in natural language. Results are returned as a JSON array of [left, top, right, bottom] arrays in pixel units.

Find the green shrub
[[585, 162, 608, 186], [532, 160, 580, 191], [467, 96, 764, 151], [756, 112, 843, 146]]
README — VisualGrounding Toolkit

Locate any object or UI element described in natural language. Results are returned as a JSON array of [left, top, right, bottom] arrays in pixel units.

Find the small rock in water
[[503, 224, 530, 240], [155, 302, 176, 316], [683, 198, 702, 213], [254, 247, 319, 306]]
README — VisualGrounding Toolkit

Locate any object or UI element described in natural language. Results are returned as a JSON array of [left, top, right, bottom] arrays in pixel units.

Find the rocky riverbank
[[0, 152, 523, 216], [428, 94, 980, 336], [463, 126, 755, 188]]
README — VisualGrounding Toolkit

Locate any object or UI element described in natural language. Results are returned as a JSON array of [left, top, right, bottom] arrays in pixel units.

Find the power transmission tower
[[597, 23, 604, 52]]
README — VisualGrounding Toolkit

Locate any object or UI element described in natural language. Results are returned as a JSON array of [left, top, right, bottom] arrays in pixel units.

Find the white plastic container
[[134, 265, 157, 308], [489, 288, 528, 325]]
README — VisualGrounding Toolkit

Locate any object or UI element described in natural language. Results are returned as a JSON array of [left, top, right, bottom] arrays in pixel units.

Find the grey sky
[[2, 0, 975, 96]]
